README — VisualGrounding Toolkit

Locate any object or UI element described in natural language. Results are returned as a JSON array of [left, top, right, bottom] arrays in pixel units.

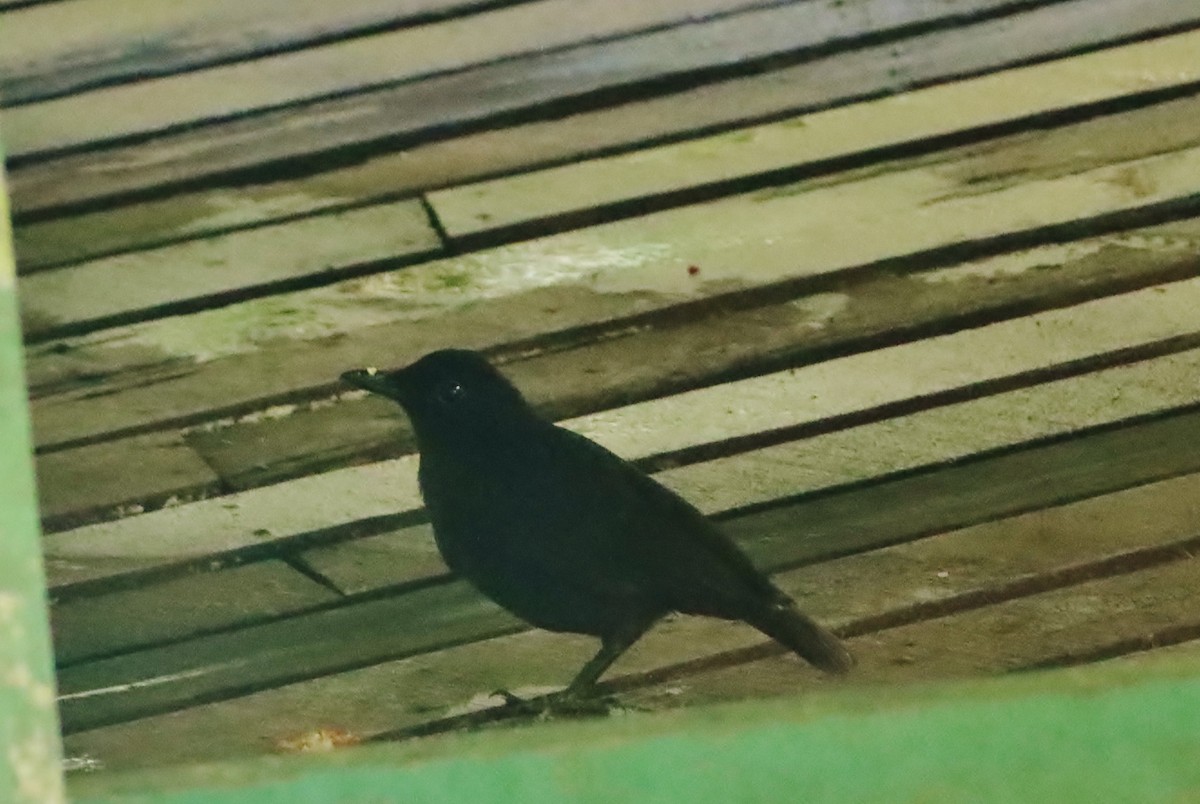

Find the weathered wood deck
[[4, 0, 1200, 774]]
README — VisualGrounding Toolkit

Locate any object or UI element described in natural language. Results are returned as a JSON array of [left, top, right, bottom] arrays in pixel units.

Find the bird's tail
[[751, 602, 853, 675]]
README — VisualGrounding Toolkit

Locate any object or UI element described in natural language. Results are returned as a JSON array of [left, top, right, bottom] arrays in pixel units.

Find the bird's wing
[[529, 424, 783, 616]]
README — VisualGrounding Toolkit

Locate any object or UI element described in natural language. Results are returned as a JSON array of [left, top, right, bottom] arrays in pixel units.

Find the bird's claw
[[488, 687, 620, 719]]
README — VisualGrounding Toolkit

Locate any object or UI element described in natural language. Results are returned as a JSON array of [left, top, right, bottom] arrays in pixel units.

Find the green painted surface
[[69, 655, 1200, 802], [0, 163, 65, 800]]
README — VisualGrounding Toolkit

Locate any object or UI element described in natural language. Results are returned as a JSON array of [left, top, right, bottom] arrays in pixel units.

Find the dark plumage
[[341, 349, 851, 695]]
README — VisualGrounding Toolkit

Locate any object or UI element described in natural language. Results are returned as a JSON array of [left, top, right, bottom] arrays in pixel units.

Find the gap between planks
[[10, 0, 1198, 219], [55, 468, 1200, 748], [54, 399, 1200, 671], [604, 554, 1200, 720], [22, 92, 1200, 447], [426, 29, 1200, 240], [15, 29, 1200, 340], [0, 0, 552, 105], [35, 222, 1200, 531], [15, 13, 1200, 270], [38, 273, 1200, 591], [5, 0, 1015, 159]]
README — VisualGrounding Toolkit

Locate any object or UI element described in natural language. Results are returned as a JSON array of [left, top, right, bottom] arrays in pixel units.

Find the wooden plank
[[47, 340, 1200, 599], [303, 346, 1200, 594], [55, 577, 522, 734], [51, 561, 340, 666], [24, 98, 1200, 447], [1109, 636, 1200, 666], [180, 228, 1200, 494], [18, 13, 1200, 270], [18, 52, 1200, 340], [29, 110, 1197, 341], [11, 0, 1197, 216], [39, 273, 1200, 589], [35, 218, 1195, 529], [184, 396, 411, 494], [4, 0, 954, 158], [0, 0, 532, 104], [631, 557, 1200, 710], [57, 468, 1200, 757], [428, 29, 1200, 238], [18, 199, 440, 338], [614, 485, 1200, 701], [29, 240, 1200, 532], [35, 432, 219, 533]]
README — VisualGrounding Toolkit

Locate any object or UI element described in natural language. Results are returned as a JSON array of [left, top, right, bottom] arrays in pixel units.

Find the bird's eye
[[437, 382, 465, 405]]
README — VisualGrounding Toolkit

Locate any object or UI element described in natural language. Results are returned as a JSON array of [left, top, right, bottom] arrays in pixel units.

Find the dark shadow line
[[48, 403, 1200, 641], [1018, 619, 1200, 671], [35, 250, 1200, 536], [366, 532, 1200, 741], [0, 0, 552, 108], [22, 74, 1198, 276], [28, 191, 1200, 452], [6, 0, 918, 166], [21, 246, 444, 345], [446, 82, 1200, 253], [12, 0, 1159, 221]]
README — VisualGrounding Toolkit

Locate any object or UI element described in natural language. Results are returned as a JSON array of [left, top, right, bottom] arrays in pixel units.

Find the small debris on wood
[[273, 726, 362, 754]]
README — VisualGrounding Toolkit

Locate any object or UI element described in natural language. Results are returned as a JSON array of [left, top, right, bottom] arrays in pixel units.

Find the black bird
[[341, 349, 851, 697]]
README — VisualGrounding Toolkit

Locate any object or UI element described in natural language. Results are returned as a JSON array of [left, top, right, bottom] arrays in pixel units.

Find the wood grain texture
[[36, 432, 219, 531], [5, 0, 974, 158], [51, 561, 339, 665], [634, 556, 1200, 709], [22, 95, 1200, 451], [30, 217, 1197, 529], [54, 419, 1200, 734], [4, 0, 784, 154], [12, 0, 1198, 216], [42, 329, 1200, 592], [13, 0, 1200, 778], [18, 13, 1200, 271], [428, 30, 1200, 238], [20, 50, 1200, 337], [0, 0, 536, 104], [19, 199, 440, 338]]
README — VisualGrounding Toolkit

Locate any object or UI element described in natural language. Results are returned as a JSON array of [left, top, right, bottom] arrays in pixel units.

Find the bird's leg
[[489, 616, 658, 719], [485, 630, 638, 718], [564, 615, 657, 699]]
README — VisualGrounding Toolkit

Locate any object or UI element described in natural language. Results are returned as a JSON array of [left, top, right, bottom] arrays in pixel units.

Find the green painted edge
[[70, 651, 1200, 803], [0, 152, 65, 802]]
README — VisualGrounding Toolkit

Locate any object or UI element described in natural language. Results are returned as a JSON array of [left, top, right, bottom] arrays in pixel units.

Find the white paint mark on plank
[[56, 662, 240, 702]]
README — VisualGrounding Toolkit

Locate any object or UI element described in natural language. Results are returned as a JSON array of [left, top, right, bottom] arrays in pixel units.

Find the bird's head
[[341, 349, 532, 441]]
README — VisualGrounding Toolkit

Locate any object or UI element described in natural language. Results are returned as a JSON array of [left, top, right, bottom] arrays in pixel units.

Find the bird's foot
[[546, 687, 621, 717], [490, 689, 539, 713], [489, 687, 622, 720]]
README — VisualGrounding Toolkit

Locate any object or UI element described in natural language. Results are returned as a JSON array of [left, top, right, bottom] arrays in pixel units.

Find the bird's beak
[[340, 367, 407, 401]]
